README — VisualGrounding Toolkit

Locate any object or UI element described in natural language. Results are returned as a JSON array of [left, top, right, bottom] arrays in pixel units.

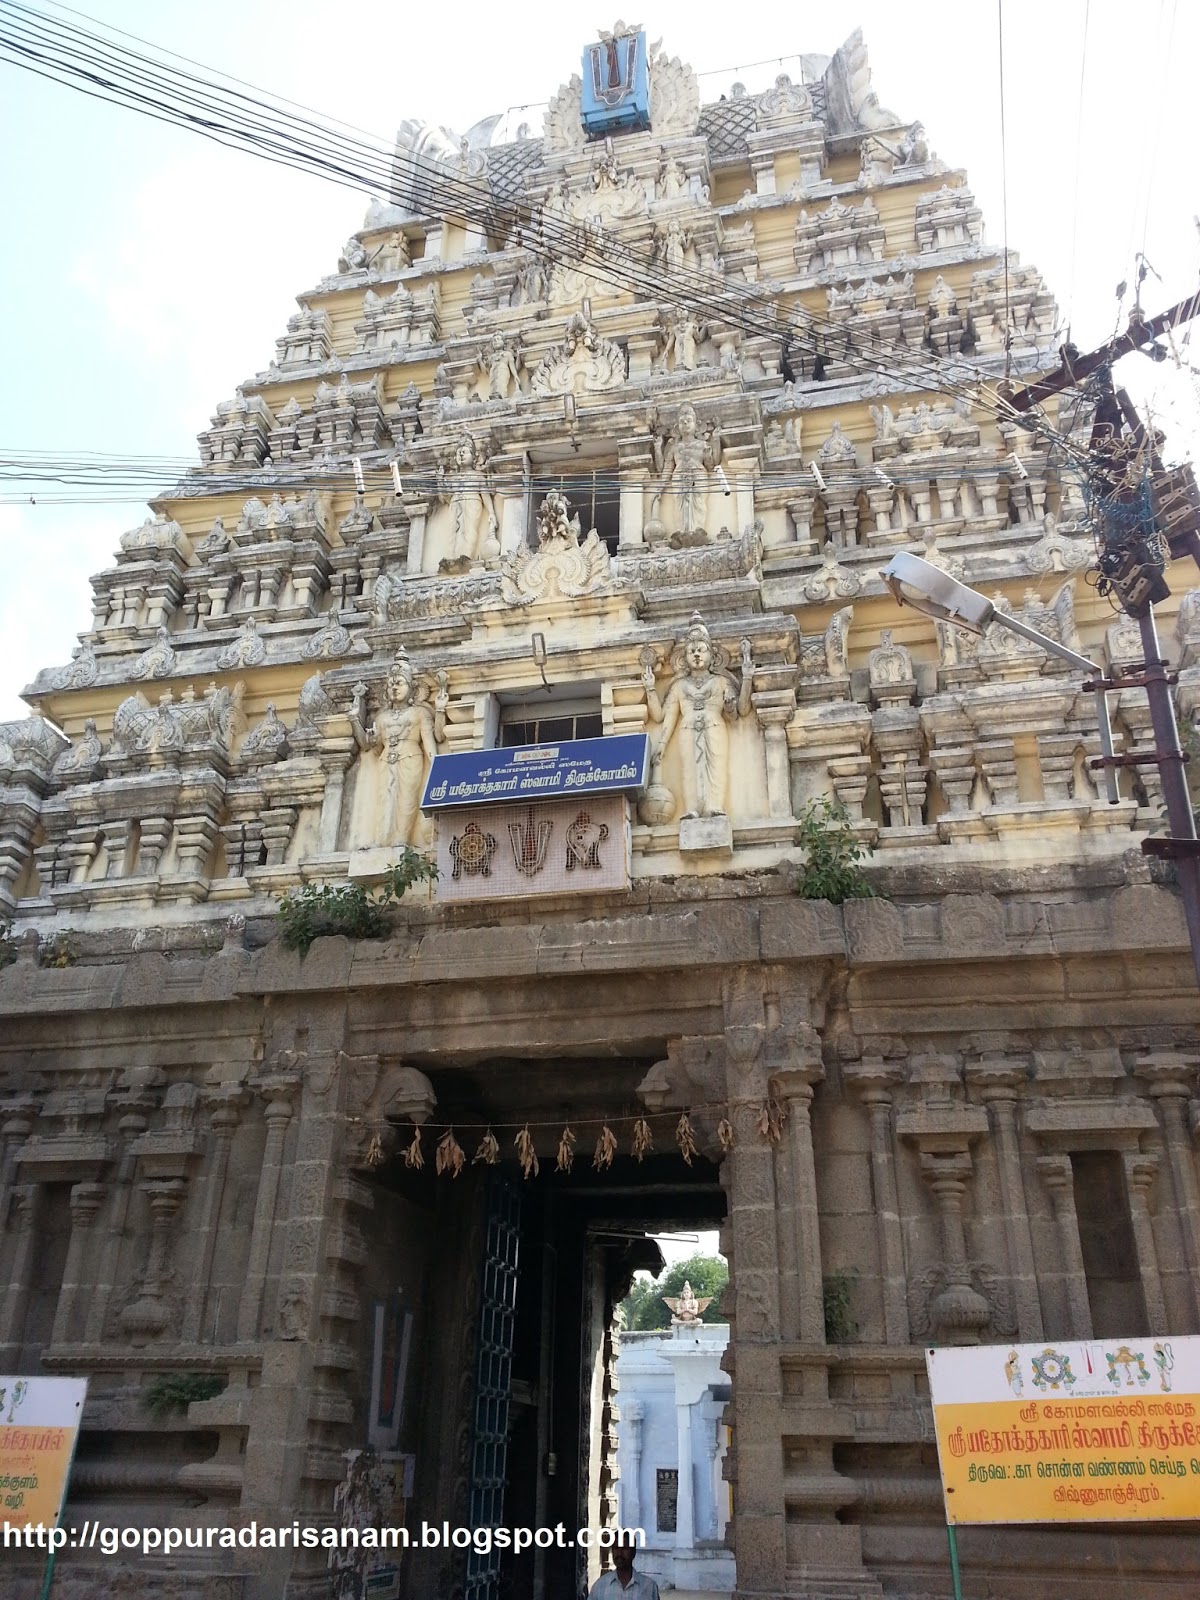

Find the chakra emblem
[[449, 821, 497, 879], [565, 809, 609, 871], [509, 807, 553, 877], [1030, 1348, 1077, 1392]]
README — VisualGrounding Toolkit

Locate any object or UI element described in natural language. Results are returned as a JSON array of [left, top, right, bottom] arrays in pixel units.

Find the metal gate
[[464, 1173, 521, 1600]]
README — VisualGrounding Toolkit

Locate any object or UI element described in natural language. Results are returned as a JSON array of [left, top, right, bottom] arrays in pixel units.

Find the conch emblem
[[565, 810, 609, 870]]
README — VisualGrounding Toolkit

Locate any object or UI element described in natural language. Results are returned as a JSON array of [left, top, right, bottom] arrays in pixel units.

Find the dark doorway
[[501, 1154, 724, 1599], [365, 1063, 726, 1600]]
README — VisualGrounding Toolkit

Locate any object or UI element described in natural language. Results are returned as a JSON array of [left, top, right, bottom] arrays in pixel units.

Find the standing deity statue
[[350, 650, 449, 847], [477, 332, 522, 400], [650, 403, 724, 539], [656, 217, 692, 273], [513, 253, 548, 306], [656, 307, 706, 373], [435, 435, 499, 563], [643, 614, 753, 819], [659, 156, 687, 201]]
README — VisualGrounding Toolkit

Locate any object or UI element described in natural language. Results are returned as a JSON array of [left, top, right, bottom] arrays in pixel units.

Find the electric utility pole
[[1003, 293, 1200, 986]]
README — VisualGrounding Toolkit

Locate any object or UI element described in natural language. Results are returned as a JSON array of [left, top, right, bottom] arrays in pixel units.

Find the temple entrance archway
[[358, 1056, 728, 1600]]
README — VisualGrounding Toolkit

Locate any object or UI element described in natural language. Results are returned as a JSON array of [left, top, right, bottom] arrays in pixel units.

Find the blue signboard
[[581, 29, 650, 137], [422, 734, 650, 811]]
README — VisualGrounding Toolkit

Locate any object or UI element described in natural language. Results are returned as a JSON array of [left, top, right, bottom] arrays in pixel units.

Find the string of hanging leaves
[[365, 1096, 791, 1175]]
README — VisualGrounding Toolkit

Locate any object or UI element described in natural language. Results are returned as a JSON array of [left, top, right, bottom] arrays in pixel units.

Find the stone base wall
[[0, 877, 1194, 1599]]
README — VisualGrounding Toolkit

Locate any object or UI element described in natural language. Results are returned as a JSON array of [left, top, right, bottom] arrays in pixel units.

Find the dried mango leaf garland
[[473, 1128, 501, 1166], [514, 1123, 539, 1179], [593, 1123, 618, 1170], [675, 1111, 699, 1165], [556, 1125, 577, 1173], [435, 1128, 466, 1177]]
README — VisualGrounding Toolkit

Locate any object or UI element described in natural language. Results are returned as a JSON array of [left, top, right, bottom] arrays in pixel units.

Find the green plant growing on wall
[[142, 1372, 226, 1418], [276, 848, 438, 955], [794, 798, 876, 905], [41, 932, 77, 968], [822, 1271, 858, 1344]]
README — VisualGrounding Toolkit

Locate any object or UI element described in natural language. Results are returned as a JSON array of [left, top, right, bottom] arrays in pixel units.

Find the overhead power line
[[0, 0, 1096, 469]]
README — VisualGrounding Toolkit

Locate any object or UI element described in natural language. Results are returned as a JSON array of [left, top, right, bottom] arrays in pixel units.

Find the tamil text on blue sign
[[422, 734, 650, 811]]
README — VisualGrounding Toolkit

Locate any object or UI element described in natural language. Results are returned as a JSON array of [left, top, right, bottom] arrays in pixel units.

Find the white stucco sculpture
[[432, 434, 499, 565], [650, 403, 725, 540], [350, 648, 448, 847], [644, 614, 753, 819]]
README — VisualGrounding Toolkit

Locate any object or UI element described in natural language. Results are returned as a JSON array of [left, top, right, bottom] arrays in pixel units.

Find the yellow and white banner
[[0, 1377, 87, 1528], [926, 1338, 1200, 1524]]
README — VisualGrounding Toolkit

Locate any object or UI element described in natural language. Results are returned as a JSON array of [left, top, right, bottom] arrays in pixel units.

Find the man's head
[[612, 1532, 636, 1576]]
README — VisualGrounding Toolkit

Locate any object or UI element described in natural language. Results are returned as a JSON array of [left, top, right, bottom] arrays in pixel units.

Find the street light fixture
[[882, 550, 1200, 988], [882, 553, 1119, 801]]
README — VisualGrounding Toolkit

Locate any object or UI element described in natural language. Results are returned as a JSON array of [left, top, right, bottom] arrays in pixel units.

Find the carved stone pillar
[[786, 488, 817, 553], [724, 1021, 781, 1344], [977, 738, 1019, 807], [705, 1421, 722, 1538], [865, 483, 897, 538], [1036, 1154, 1093, 1338], [720, 987, 785, 1596], [621, 1398, 643, 1527], [899, 1104, 990, 1343], [971, 1058, 1043, 1339], [1137, 1053, 1200, 1327], [1123, 1152, 1168, 1332], [182, 1092, 246, 1343], [404, 501, 430, 575], [844, 1060, 909, 1346], [1036, 732, 1082, 803], [85, 1108, 149, 1344], [921, 1148, 989, 1344], [0, 1186, 41, 1365], [772, 1062, 826, 1345], [120, 1178, 187, 1342], [675, 1392, 695, 1549], [316, 742, 356, 854], [237, 1085, 296, 1342], [50, 1182, 106, 1346], [754, 703, 796, 821], [0, 1102, 36, 1233]]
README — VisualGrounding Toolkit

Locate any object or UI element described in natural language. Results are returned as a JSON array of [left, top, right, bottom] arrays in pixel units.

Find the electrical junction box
[[581, 28, 650, 137]]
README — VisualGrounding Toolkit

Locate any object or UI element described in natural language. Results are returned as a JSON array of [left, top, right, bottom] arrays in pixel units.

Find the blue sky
[[2, 0, 1197, 719]]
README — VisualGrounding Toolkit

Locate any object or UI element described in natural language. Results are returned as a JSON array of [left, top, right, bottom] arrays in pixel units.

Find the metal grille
[[485, 139, 544, 202], [697, 81, 827, 164], [464, 1175, 521, 1600], [697, 96, 759, 163]]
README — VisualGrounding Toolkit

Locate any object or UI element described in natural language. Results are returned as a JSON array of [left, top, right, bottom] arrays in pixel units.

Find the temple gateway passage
[[0, 22, 1197, 1600]]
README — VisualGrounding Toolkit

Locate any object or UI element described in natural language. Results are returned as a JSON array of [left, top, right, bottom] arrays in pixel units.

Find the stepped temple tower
[[1, 25, 1198, 1600]]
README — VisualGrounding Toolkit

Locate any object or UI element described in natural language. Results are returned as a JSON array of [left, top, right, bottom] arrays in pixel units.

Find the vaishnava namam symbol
[[509, 807, 553, 876], [663, 1279, 712, 1324]]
